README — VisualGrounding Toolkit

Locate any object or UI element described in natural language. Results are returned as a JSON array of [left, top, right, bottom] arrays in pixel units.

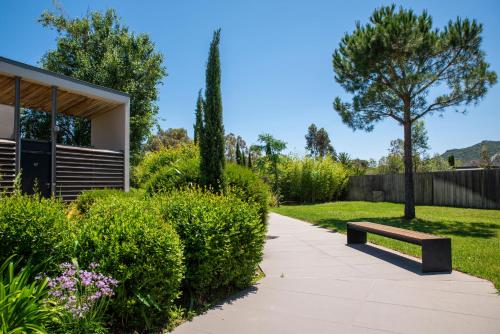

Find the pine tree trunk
[[403, 120, 416, 220]]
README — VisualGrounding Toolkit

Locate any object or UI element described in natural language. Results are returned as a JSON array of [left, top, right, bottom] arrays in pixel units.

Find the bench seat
[[347, 222, 452, 273]]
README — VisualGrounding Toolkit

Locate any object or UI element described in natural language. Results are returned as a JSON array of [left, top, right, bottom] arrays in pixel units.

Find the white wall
[[90, 102, 130, 191], [0, 104, 14, 139]]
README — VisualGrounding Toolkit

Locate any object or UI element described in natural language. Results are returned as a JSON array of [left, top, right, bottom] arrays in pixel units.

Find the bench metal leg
[[422, 239, 452, 273], [347, 227, 366, 244]]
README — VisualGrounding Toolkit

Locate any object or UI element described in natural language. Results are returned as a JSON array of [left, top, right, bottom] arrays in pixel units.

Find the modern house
[[0, 57, 129, 200]]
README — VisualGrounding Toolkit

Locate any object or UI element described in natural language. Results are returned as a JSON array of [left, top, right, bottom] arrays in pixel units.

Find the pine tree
[[200, 29, 225, 192], [236, 141, 243, 165], [193, 89, 204, 144]]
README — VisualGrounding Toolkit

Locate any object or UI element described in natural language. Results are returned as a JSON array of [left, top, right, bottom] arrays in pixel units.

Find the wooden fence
[[345, 169, 500, 210]]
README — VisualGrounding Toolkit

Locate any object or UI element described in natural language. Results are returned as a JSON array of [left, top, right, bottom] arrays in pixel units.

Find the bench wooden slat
[[346, 221, 452, 272], [348, 222, 445, 245]]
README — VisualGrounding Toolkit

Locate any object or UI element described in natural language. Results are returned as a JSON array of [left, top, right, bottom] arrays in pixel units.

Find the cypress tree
[[242, 150, 247, 166], [200, 29, 225, 192], [193, 89, 204, 144], [236, 141, 242, 165], [247, 152, 252, 168]]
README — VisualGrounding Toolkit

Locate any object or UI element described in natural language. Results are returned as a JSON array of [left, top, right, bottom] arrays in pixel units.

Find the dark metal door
[[21, 139, 51, 197]]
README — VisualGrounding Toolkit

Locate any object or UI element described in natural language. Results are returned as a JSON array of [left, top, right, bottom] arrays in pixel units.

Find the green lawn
[[272, 201, 500, 291]]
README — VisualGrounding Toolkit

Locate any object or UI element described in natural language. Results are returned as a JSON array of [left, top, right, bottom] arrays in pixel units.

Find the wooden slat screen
[[345, 169, 500, 210], [56, 145, 124, 201], [0, 139, 16, 195]]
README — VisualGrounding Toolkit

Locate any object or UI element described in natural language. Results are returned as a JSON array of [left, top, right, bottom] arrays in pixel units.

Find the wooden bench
[[347, 222, 452, 273]]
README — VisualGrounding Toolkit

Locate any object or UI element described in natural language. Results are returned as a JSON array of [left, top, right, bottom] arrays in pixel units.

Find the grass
[[271, 201, 500, 291]]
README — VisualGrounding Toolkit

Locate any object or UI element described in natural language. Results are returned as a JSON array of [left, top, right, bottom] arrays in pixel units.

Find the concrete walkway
[[173, 213, 500, 334]]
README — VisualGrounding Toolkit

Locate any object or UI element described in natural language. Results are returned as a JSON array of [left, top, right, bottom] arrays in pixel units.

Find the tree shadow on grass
[[314, 216, 497, 239]]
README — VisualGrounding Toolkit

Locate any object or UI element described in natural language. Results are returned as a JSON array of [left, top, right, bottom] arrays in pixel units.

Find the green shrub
[[133, 144, 198, 187], [75, 196, 184, 331], [224, 163, 269, 223], [0, 194, 71, 271], [73, 188, 144, 215], [279, 157, 349, 203], [0, 257, 55, 334], [137, 146, 269, 223], [155, 189, 266, 306], [144, 157, 200, 195]]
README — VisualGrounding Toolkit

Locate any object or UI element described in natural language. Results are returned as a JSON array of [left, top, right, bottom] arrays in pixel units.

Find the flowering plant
[[47, 261, 118, 333]]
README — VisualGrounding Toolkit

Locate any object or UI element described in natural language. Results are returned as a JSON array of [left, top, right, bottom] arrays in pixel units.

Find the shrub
[[73, 188, 144, 215], [133, 143, 198, 187], [0, 256, 55, 333], [0, 194, 71, 271], [74, 196, 184, 330], [144, 157, 200, 195], [137, 146, 269, 223], [224, 163, 269, 223], [279, 157, 350, 203], [155, 189, 266, 306]]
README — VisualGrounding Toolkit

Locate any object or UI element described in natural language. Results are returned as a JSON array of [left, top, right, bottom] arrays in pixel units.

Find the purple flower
[[47, 262, 118, 320]]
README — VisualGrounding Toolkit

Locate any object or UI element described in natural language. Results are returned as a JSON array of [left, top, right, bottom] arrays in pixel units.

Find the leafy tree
[[333, 5, 496, 218], [305, 124, 335, 158], [224, 133, 246, 162], [316, 128, 335, 158], [480, 145, 492, 169], [200, 29, 225, 192], [448, 155, 455, 167], [305, 124, 318, 156], [144, 127, 191, 152], [39, 8, 166, 162], [337, 152, 352, 167], [194, 89, 204, 145], [387, 121, 430, 172], [20, 109, 87, 145], [257, 133, 287, 192]]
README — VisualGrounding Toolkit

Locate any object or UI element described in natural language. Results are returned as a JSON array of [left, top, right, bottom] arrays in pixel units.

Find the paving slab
[[173, 213, 500, 334]]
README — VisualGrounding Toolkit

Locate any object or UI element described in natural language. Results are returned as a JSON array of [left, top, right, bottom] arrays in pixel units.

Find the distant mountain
[[441, 140, 500, 166]]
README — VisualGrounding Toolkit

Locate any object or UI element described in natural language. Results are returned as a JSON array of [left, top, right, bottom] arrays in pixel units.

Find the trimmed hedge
[[224, 163, 269, 223], [0, 194, 70, 271], [75, 196, 184, 330], [155, 188, 266, 305]]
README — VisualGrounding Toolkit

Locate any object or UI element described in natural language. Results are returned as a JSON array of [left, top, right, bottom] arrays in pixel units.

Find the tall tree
[[332, 5, 496, 219], [235, 141, 243, 165], [194, 89, 204, 144], [247, 151, 252, 168], [39, 8, 166, 162], [257, 133, 287, 192], [305, 124, 318, 156], [316, 128, 335, 158], [480, 145, 492, 169], [200, 29, 225, 192], [448, 155, 455, 167], [305, 124, 335, 158], [144, 127, 191, 152]]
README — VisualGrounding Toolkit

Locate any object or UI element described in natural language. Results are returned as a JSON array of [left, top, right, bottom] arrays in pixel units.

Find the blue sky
[[1, 0, 499, 160]]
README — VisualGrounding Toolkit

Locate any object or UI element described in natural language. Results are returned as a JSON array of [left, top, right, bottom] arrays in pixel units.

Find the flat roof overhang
[[0, 56, 129, 118]]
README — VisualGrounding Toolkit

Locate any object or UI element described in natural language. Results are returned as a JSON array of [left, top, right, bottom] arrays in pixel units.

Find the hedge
[[74, 196, 184, 330], [0, 194, 71, 271], [155, 188, 266, 305]]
